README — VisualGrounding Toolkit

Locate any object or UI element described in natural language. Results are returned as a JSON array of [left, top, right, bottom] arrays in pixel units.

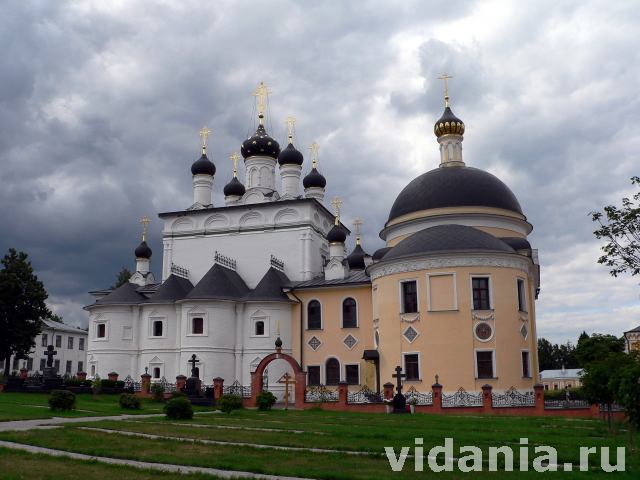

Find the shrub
[[256, 391, 276, 411], [99, 379, 125, 389], [218, 394, 243, 413], [49, 390, 76, 411], [119, 393, 141, 410], [544, 387, 585, 400], [170, 391, 187, 400], [164, 396, 193, 419], [151, 382, 165, 402], [92, 375, 102, 395]]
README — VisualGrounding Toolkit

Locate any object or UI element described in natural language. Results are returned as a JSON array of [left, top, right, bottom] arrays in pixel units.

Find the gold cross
[[199, 126, 212, 153], [286, 115, 296, 143], [230, 152, 241, 177], [437, 73, 453, 107], [353, 218, 363, 244], [309, 142, 320, 168], [331, 197, 342, 224], [253, 81, 271, 124], [140, 215, 150, 241]]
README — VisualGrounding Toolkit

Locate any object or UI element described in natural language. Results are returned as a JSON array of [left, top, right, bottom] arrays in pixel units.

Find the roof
[[186, 263, 250, 300], [94, 282, 147, 305], [625, 325, 640, 334], [291, 270, 370, 289], [500, 237, 531, 251], [245, 267, 293, 302], [147, 274, 193, 303], [539, 369, 583, 379], [42, 319, 87, 335], [380, 225, 515, 262], [387, 166, 523, 223]]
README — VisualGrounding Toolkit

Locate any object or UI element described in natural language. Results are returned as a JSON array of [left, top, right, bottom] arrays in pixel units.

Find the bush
[[218, 394, 243, 413], [119, 393, 141, 410], [64, 377, 92, 387], [92, 375, 102, 395], [170, 391, 187, 400], [99, 379, 125, 389], [151, 382, 165, 402], [256, 391, 277, 411], [544, 387, 585, 400], [49, 390, 76, 411], [164, 396, 193, 419]]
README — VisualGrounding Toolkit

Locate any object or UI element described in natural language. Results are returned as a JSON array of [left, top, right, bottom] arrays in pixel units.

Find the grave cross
[[189, 354, 200, 378], [44, 344, 57, 368], [392, 365, 406, 395]]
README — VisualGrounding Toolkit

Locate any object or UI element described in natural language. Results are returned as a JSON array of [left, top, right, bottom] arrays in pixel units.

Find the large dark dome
[[241, 124, 280, 159], [388, 166, 523, 222], [134, 240, 152, 259]]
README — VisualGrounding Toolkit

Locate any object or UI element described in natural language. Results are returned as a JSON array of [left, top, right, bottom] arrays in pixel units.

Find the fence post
[[108, 372, 119, 382], [19, 367, 28, 380], [77, 372, 87, 381], [175, 375, 187, 392], [295, 371, 306, 409], [141, 372, 151, 394], [383, 382, 394, 400], [482, 384, 493, 413], [213, 377, 224, 400], [432, 381, 443, 413], [338, 381, 349, 405], [533, 384, 545, 415]]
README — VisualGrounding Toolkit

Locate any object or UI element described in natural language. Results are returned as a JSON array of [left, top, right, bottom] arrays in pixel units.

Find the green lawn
[[0, 407, 637, 478]]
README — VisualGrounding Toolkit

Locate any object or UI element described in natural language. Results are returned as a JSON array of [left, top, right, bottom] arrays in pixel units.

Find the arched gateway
[[250, 352, 306, 409]]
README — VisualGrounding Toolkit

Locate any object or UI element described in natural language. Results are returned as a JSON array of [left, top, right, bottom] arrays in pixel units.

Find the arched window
[[307, 300, 322, 330], [255, 321, 265, 336], [342, 298, 357, 328], [325, 358, 340, 385]]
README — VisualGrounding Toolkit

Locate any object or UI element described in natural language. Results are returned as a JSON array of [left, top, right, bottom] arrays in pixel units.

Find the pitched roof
[[625, 325, 640, 333], [291, 269, 370, 289], [147, 274, 193, 303], [95, 282, 147, 305], [186, 263, 249, 300], [539, 368, 583, 379], [245, 267, 292, 302], [42, 319, 88, 334]]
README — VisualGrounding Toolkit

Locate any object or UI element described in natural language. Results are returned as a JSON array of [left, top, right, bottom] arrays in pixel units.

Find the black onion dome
[[134, 240, 152, 259], [223, 177, 246, 197], [434, 106, 465, 137], [191, 153, 216, 176], [278, 142, 304, 165], [303, 167, 326, 189], [388, 166, 523, 222], [241, 124, 280, 159], [347, 244, 367, 269], [327, 224, 347, 243]]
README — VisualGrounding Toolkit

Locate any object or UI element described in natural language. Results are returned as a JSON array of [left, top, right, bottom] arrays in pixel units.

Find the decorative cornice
[[400, 312, 420, 323], [472, 311, 495, 322]]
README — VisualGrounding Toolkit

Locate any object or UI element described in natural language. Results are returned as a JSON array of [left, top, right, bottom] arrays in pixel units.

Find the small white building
[[8, 319, 88, 376], [539, 367, 583, 390]]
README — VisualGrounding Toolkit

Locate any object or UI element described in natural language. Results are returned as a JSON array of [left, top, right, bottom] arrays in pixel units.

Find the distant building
[[7, 319, 88, 376], [624, 325, 640, 353], [539, 367, 583, 390]]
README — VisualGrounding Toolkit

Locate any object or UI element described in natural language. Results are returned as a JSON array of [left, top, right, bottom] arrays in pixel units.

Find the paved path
[[0, 440, 313, 480]]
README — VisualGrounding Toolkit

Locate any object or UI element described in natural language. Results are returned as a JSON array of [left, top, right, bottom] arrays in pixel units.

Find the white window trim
[[402, 351, 422, 381], [399, 278, 420, 314], [187, 313, 208, 337], [341, 296, 359, 328], [55, 334, 63, 348], [306, 298, 323, 331], [94, 321, 109, 341], [344, 363, 361, 385], [149, 357, 164, 380], [402, 325, 420, 344], [324, 356, 342, 384], [426, 272, 458, 311], [470, 274, 494, 311], [374, 329, 380, 349], [342, 333, 359, 351], [516, 277, 528, 313], [474, 348, 497, 379], [149, 317, 167, 339], [250, 315, 270, 338], [306, 364, 322, 385], [473, 321, 495, 342], [521, 349, 532, 378]]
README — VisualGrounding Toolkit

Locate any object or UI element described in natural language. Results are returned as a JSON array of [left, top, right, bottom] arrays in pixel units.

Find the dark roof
[[191, 153, 216, 176], [434, 106, 465, 137], [372, 246, 392, 261], [147, 274, 193, 303], [291, 270, 370, 289], [241, 124, 280, 159], [278, 142, 304, 166], [381, 225, 515, 262], [387, 166, 523, 222], [303, 167, 326, 189], [362, 350, 379, 360], [186, 263, 250, 300], [223, 176, 246, 197], [500, 237, 531, 251], [625, 325, 640, 334], [134, 240, 152, 259], [347, 244, 367, 269], [245, 267, 292, 302], [95, 282, 147, 305], [327, 224, 347, 243]]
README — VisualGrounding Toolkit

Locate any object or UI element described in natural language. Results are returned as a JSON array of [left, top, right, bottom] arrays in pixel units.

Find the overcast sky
[[1, 0, 638, 344]]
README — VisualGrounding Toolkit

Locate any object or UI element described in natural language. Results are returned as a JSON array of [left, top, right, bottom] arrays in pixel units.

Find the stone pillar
[[176, 375, 187, 392], [250, 371, 261, 407], [431, 382, 443, 413], [77, 372, 87, 381], [141, 373, 152, 394], [295, 371, 307, 409], [338, 381, 349, 406], [19, 368, 28, 380], [213, 377, 224, 401], [533, 384, 545, 415], [481, 384, 493, 413], [383, 382, 394, 400]]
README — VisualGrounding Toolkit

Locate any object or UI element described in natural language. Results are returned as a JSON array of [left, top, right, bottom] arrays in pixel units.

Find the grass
[[0, 408, 637, 478]]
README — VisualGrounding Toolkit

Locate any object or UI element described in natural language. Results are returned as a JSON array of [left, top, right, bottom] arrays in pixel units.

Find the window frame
[[307, 365, 321, 386], [150, 318, 166, 338], [475, 349, 496, 379], [95, 322, 108, 340], [521, 350, 531, 378], [78, 361, 84, 373], [39, 358, 46, 371], [54, 359, 60, 373], [399, 279, 419, 314], [41, 333, 48, 347], [341, 297, 358, 328], [345, 363, 360, 385], [187, 313, 207, 337], [517, 278, 528, 313], [79, 338, 85, 351], [306, 299, 323, 330], [403, 352, 421, 381], [68, 336, 74, 350], [325, 357, 341, 386], [65, 360, 72, 374], [470, 275, 493, 311], [55, 335, 62, 348]]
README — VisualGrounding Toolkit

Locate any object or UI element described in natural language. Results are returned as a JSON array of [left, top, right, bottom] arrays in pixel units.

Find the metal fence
[[223, 380, 252, 398], [304, 385, 338, 403], [442, 388, 483, 408], [544, 399, 590, 409], [347, 386, 383, 404], [123, 375, 141, 392], [492, 387, 535, 408], [404, 386, 433, 406]]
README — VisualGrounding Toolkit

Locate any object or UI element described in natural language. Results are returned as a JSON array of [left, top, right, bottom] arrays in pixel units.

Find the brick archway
[[250, 352, 306, 408]]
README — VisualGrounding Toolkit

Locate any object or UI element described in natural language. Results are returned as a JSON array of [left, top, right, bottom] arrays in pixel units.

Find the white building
[[8, 319, 88, 376], [539, 368, 583, 390]]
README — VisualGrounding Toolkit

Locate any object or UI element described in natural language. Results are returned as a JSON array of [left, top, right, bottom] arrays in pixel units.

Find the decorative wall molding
[[400, 312, 420, 323], [472, 311, 495, 322]]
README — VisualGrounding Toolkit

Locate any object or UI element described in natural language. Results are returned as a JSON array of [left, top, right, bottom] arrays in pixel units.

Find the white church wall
[[87, 306, 138, 379]]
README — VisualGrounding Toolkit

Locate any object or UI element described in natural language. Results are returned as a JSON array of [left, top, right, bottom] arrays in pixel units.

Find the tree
[[111, 267, 132, 289], [538, 338, 556, 371], [610, 352, 640, 434], [575, 333, 625, 367], [537, 338, 579, 370], [0, 249, 51, 376], [591, 176, 640, 277]]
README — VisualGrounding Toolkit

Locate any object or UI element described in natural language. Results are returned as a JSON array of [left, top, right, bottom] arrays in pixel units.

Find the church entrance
[[250, 352, 306, 409]]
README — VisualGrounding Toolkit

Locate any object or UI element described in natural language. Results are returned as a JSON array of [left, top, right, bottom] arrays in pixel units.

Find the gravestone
[[392, 365, 407, 413], [184, 354, 213, 406], [42, 344, 63, 390]]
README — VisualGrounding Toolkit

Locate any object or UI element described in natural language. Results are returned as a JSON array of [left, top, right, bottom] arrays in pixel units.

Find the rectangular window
[[68, 336, 74, 349], [192, 317, 204, 335], [153, 367, 161, 379], [345, 364, 360, 385], [55, 335, 62, 348], [78, 361, 84, 373], [79, 338, 85, 351], [401, 281, 418, 313], [153, 320, 163, 337], [97, 324, 106, 338], [54, 359, 60, 373], [476, 351, 494, 379], [308, 366, 321, 386], [65, 360, 72, 374], [521, 351, 531, 378], [472, 277, 491, 310], [12, 357, 19, 371], [40, 358, 46, 371], [404, 353, 420, 381], [517, 279, 527, 312], [41, 333, 48, 347], [27, 358, 33, 371]]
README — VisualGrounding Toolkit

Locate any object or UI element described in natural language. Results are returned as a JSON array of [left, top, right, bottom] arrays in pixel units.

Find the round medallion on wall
[[474, 322, 493, 342]]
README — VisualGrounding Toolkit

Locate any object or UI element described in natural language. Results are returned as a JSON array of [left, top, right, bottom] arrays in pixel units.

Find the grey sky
[[1, 0, 638, 344]]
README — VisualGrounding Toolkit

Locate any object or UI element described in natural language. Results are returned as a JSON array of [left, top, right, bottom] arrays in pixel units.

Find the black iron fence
[[347, 386, 383, 404], [223, 380, 252, 398], [304, 385, 338, 403], [492, 387, 535, 408], [442, 387, 483, 408]]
